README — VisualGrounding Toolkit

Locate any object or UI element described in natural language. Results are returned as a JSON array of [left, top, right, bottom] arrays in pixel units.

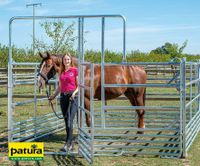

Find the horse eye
[[46, 64, 51, 68]]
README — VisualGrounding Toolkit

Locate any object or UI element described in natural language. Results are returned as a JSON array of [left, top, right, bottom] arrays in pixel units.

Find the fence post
[[90, 63, 94, 163], [8, 18, 14, 142], [198, 60, 200, 112], [180, 57, 186, 158]]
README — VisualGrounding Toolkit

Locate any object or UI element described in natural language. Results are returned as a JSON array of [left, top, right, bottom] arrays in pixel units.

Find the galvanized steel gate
[[78, 59, 200, 164], [8, 14, 126, 163]]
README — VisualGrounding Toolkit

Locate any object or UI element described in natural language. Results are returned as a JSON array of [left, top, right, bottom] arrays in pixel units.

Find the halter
[[37, 72, 49, 84], [37, 64, 56, 84]]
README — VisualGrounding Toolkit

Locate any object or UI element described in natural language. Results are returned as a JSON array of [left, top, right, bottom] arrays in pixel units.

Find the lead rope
[[45, 86, 63, 119]]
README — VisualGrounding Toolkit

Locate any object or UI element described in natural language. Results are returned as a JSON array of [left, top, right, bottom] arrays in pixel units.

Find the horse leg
[[84, 97, 91, 128], [125, 90, 145, 134], [135, 94, 145, 134]]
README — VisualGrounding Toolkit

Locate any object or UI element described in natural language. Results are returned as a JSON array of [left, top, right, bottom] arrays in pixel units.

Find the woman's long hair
[[60, 53, 74, 74]]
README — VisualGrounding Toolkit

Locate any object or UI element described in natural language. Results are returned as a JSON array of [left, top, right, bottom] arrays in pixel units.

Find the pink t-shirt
[[60, 67, 78, 93]]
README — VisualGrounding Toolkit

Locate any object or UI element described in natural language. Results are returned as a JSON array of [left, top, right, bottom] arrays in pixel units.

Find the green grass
[[0, 85, 200, 166]]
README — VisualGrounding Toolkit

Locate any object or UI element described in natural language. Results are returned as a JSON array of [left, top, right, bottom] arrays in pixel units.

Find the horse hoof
[[137, 131, 144, 134]]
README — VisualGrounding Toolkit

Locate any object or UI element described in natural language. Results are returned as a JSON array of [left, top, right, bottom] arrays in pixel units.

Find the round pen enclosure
[[8, 15, 200, 164]]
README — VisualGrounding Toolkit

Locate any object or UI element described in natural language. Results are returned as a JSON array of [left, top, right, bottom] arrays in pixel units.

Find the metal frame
[[8, 14, 200, 164], [185, 60, 200, 154], [8, 62, 62, 143], [8, 14, 126, 164], [81, 59, 200, 162]]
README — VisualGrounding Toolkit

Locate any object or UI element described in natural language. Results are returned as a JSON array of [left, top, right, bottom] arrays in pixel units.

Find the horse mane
[[51, 54, 63, 66], [51, 54, 78, 66]]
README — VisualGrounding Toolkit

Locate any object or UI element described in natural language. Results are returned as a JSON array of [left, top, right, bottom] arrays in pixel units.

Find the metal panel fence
[[78, 59, 200, 164], [7, 14, 200, 164], [8, 14, 126, 164], [8, 62, 63, 142], [185, 61, 200, 153], [6, 60, 200, 164]]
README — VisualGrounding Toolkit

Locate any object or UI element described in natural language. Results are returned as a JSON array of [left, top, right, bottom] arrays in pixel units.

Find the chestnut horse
[[38, 52, 147, 132]]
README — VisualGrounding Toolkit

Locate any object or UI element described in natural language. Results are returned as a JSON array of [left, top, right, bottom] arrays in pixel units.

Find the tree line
[[0, 21, 199, 67]]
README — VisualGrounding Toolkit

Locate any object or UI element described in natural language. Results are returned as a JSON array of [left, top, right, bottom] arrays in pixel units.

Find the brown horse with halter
[[38, 52, 147, 133]]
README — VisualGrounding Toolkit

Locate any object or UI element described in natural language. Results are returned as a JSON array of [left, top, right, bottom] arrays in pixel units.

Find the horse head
[[37, 52, 57, 89], [37, 52, 78, 90]]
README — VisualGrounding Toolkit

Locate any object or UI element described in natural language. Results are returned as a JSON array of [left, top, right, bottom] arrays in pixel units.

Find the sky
[[0, 0, 200, 54]]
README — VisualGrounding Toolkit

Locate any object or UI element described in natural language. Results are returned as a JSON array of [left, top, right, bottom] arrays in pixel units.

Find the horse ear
[[39, 52, 44, 59], [58, 58, 62, 65], [46, 51, 50, 59]]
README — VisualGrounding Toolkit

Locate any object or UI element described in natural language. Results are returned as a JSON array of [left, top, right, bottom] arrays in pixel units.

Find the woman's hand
[[48, 95, 55, 101], [70, 92, 77, 101]]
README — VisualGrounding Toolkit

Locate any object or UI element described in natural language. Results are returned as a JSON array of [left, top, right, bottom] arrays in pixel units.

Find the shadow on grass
[[0, 130, 8, 154], [39, 133, 66, 143], [51, 155, 84, 166], [40, 133, 78, 144]]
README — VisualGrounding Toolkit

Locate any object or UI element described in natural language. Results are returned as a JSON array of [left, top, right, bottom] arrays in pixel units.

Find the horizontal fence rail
[[4, 60, 200, 161]]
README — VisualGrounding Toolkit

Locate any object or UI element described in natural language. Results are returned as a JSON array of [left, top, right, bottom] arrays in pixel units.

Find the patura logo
[[8, 142, 44, 161]]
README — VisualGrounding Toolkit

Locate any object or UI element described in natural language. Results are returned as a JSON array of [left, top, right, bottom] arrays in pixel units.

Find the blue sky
[[0, 0, 200, 54]]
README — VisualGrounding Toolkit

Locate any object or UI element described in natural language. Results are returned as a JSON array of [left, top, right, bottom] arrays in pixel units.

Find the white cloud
[[36, 9, 49, 15], [0, 0, 13, 6], [82, 24, 200, 53], [105, 25, 200, 35]]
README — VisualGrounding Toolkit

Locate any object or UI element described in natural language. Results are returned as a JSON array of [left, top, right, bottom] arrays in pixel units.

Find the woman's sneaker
[[67, 143, 74, 151], [60, 143, 67, 152], [60, 143, 74, 152]]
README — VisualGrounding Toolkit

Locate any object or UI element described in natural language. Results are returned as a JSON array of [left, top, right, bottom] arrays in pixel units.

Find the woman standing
[[48, 53, 78, 152]]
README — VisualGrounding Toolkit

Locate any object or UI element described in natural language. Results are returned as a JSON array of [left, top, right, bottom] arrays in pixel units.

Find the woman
[[48, 53, 78, 152]]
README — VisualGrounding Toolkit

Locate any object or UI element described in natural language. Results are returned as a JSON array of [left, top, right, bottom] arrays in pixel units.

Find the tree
[[35, 20, 77, 54], [150, 40, 188, 60]]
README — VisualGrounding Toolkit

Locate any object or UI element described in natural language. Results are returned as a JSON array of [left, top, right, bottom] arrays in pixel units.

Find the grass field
[[0, 84, 200, 166]]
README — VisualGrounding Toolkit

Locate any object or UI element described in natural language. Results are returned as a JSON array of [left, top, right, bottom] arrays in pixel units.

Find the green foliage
[[84, 50, 123, 63], [0, 44, 41, 67], [184, 54, 200, 62], [151, 40, 188, 59], [126, 50, 171, 62], [84, 50, 101, 63], [0, 41, 199, 68], [0, 44, 9, 67], [35, 20, 77, 54]]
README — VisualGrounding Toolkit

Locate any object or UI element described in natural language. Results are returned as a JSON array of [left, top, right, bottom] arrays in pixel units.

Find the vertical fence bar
[[198, 61, 200, 112], [189, 64, 193, 120], [55, 74, 59, 129], [34, 65, 38, 139], [78, 17, 85, 129], [90, 63, 94, 163], [101, 17, 106, 128], [77, 17, 81, 130], [122, 17, 126, 61], [80, 17, 85, 128], [180, 57, 186, 157], [8, 18, 14, 142], [195, 63, 198, 114]]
